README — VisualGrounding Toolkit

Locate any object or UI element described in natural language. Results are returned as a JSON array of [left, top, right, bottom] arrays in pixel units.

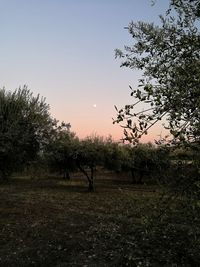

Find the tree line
[[0, 86, 173, 191]]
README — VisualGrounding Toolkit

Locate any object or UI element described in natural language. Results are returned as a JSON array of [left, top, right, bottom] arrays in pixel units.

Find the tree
[[130, 143, 170, 184], [113, 3, 200, 264], [46, 133, 113, 192], [45, 125, 77, 179], [114, 0, 200, 145], [0, 86, 58, 179], [73, 136, 106, 192], [103, 142, 129, 172]]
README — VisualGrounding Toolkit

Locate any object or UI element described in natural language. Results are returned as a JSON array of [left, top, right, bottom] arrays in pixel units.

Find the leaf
[[114, 105, 118, 112]]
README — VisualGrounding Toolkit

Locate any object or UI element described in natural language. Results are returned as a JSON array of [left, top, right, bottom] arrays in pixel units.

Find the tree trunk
[[88, 179, 94, 192], [63, 168, 70, 180], [137, 169, 144, 184], [76, 161, 94, 192], [131, 168, 137, 184], [88, 166, 94, 192]]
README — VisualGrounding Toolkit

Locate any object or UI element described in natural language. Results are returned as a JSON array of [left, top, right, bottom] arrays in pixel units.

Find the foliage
[[171, 0, 200, 21], [114, 0, 200, 145], [103, 142, 131, 173], [73, 136, 106, 191], [45, 124, 77, 179], [114, 1, 200, 264], [120, 220, 200, 266], [102, 141, 170, 184], [131, 143, 170, 184], [0, 86, 56, 180], [46, 133, 111, 191]]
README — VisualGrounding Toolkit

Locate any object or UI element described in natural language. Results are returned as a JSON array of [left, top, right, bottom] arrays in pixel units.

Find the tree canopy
[[114, 0, 200, 145], [0, 86, 57, 179]]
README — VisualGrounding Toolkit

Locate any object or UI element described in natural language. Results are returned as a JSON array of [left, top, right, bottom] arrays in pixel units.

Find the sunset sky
[[0, 0, 169, 142]]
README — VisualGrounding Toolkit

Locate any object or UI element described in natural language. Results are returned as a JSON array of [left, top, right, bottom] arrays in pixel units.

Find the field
[[0, 172, 199, 266]]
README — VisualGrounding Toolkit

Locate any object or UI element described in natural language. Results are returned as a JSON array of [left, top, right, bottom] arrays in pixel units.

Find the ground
[[0, 171, 198, 266]]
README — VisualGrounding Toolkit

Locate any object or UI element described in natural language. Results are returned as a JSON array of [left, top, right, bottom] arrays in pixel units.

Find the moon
[[93, 104, 97, 108]]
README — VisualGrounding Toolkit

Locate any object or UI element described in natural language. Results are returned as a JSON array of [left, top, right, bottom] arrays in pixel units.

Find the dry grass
[[0, 172, 159, 266]]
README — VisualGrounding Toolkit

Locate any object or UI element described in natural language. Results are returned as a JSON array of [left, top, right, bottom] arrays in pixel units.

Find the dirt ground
[[0, 172, 158, 267]]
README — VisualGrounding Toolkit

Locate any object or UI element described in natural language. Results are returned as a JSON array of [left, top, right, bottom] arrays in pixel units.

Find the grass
[[0, 171, 199, 266]]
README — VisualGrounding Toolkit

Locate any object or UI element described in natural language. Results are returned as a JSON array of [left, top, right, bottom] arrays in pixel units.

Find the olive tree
[[0, 86, 57, 179], [46, 134, 110, 191], [113, 2, 200, 264], [103, 142, 129, 172], [73, 136, 106, 192], [114, 0, 200, 145], [45, 125, 77, 179], [130, 143, 170, 184]]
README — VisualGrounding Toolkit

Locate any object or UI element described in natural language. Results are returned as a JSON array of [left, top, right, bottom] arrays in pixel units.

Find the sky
[[0, 0, 169, 142]]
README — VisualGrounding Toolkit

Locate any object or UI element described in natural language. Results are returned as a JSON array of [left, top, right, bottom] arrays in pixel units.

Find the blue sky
[[0, 0, 169, 140]]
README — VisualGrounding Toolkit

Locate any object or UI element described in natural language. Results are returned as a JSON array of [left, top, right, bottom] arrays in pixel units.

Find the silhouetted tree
[[45, 125, 77, 179], [114, 0, 200, 145], [0, 86, 58, 180], [73, 136, 106, 192]]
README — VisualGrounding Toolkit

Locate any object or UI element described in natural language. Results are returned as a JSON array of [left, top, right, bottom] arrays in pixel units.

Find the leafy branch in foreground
[[114, 0, 200, 145]]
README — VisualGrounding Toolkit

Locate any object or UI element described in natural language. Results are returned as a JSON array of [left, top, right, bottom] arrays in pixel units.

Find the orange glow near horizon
[[52, 107, 167, 144]]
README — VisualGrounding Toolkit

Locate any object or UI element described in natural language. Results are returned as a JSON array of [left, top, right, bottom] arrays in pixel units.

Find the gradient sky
[[0, 0, 169, 142]]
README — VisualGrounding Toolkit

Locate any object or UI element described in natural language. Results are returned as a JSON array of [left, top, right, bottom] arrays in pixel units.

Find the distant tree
[[104, 142, 127, 172], [114, 0, 200, 145], [46, 134, 111, 191], [0, 86, 58, 180], [45, 125, 77, 179], [130, 143, 170, 184], [73, 136, 106, 192]]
